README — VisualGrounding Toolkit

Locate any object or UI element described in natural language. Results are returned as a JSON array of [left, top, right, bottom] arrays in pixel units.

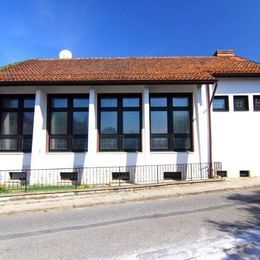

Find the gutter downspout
[[207, 82, 218, 178]]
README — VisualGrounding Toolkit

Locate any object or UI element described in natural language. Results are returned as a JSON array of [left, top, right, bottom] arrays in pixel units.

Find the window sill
[[150, 151, 194, 154], [97, 151, 143, 154], [0, 152, 31, 155], [47, 151, 88, 155]]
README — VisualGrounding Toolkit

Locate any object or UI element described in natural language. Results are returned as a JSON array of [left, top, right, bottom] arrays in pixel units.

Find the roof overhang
[[0, 79, 217, 87]]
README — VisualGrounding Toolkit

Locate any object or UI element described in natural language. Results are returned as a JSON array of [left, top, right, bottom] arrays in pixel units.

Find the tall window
[[48, 95, 89, 152], [0, 95, 35, 152], [150, 94, 192, 151], [98, 94, 142, 151]]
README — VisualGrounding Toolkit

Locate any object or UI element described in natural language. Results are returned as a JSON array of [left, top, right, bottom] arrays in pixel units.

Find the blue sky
[[0, 0, 259, 66]]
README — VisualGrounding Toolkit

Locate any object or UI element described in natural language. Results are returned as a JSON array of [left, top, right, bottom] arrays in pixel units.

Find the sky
[[0, 0, 259, 66]]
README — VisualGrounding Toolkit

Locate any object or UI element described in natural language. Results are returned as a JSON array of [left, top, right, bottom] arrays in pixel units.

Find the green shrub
[[0, 184, 7, 192]]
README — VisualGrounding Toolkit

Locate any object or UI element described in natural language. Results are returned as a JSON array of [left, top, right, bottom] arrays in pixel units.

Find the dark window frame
[[233, 95, 249, 111], [253, 95, 260, 111], [47, 94, 89, 152], [213, 96, 229, 111], [150, 93, 193, 152], [98, 94, 142, 152], [0, 94, 35, 152]]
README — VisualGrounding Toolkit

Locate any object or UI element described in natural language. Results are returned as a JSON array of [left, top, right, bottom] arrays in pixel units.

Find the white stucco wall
[[211, 78, 260, 177], [0, 83, 212, 183]]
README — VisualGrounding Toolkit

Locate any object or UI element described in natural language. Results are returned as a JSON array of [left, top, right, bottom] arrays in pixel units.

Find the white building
[[0, 49, 259, 185]]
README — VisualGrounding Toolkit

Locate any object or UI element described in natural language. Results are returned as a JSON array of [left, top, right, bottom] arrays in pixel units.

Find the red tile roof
[[0, 54, 260, 85]]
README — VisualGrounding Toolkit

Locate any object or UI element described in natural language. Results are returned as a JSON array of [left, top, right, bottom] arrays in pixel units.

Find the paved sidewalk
[[0, 177, 260, 215]]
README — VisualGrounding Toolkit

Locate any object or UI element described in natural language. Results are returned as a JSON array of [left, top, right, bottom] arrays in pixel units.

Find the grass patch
[[0, 184, 89, 194]]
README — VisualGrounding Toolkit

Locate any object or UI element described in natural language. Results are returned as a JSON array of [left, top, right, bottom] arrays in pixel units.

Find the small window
[[253, 96, 260, 111], [112, 172, 130, 181], [9, 171, 27, 182], [240, 170, 250, 177], [60, 172, 78, 181], [234, 96, 249, 111], [213, 96, 229, 111], [164, 172, 182, 180], [217, 171, 227, 177]]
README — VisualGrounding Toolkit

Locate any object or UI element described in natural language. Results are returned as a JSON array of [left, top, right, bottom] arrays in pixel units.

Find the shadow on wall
[[208, 190, 260, 258], [73, 153, 87, 185], [176, 152, 189, 180], [22, 153, 31, 171], [126, 152, 138, 183], [194, 85, 203, 165]]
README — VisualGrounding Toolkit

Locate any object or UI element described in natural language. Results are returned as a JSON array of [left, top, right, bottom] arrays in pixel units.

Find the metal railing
[[0, 162, 222, 194]]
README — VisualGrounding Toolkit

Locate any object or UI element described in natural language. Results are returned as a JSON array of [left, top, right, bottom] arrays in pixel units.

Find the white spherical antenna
[[59, 49, 73, 59]]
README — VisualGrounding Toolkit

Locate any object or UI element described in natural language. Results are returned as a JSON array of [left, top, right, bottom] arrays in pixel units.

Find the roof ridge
[[23, 56, 217, 61], [233, 55, 260, 65], [0, 61, 22, 71]]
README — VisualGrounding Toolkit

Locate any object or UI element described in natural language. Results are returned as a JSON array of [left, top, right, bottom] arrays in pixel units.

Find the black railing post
[[75, 168, 78, 189], [119, 167, 121, 187], [157, 165, 159, 183], [25, 170, 28, 192]]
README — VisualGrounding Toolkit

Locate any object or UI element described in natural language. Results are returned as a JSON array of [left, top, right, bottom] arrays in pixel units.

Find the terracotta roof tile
[[0, 55, 260, 84]]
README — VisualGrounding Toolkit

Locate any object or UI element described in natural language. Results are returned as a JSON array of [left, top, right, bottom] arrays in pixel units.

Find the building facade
[[0, 50, 259, 185]]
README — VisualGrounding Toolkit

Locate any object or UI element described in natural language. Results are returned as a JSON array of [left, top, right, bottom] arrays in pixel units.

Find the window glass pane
[[151, 137, 168, 150], [100, 112, 117, 134], [23, 138, 32, 151], [253, 96, 260, 111], [123, 138, 139, 150], [151, 111, 168, 134], [73, 112, 88, 134], [100, 137, 118, 150], [173, 111, 190, 134], [50, 138, 67, 150], [24, 98, 35, 108], [123, 111, 140, 134], [0, 138, 17, 150], [172, 97, 189, 107], [1, 97, 18, 108], [23, 112, 34, 135], [51, 98, 68, 108], [174, 137, 191, 150], [51, 112, 67, 134], [234, 96, 248, 111], [150, 97, 167, 107], [72, 138, 88, 150], [123, 98, 139, 107], [1, 112, 18, 135], [100, 98, 117, 107], [73, 98, 89, 108], [213, 98, 227, 110]]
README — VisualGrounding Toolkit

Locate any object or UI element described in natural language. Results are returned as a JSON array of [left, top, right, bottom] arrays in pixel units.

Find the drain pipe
[[207, 82, 218, 178]]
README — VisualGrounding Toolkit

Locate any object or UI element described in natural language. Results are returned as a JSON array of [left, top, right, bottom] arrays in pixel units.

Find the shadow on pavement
[[208, 190, 260, 258]]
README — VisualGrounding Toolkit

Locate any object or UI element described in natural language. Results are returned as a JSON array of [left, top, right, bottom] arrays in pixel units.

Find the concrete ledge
[[0, 178, 223, 201]]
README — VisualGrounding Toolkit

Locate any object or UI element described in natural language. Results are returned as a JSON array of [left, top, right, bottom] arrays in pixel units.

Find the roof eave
[[0, 79, 217, 86], [213, 73, 260, 78]]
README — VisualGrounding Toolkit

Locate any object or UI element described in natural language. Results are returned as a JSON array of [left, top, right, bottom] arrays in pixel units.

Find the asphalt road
[[0, 188, 259, 259]]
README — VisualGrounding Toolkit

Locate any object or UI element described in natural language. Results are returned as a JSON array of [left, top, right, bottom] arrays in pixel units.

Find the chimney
[[213, 49, 235, 57]]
